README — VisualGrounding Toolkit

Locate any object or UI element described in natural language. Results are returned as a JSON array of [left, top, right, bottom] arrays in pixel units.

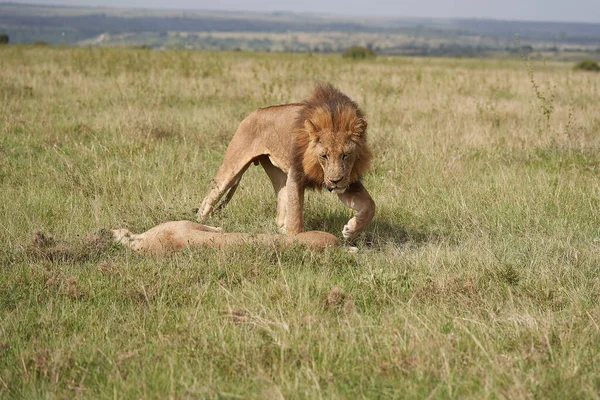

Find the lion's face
[[313, 130, 359, 193], [301, 116, 369, 194]]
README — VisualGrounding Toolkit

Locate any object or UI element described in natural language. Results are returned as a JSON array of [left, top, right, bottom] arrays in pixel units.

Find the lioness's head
[[294, 83, 371, 192]]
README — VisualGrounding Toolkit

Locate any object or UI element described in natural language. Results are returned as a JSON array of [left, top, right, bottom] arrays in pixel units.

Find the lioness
[[112, 220, 338, 256], [199, 83, 375, 240]]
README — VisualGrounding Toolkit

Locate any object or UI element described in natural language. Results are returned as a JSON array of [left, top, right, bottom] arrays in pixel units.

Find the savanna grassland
[[1, 45, 600, 398]]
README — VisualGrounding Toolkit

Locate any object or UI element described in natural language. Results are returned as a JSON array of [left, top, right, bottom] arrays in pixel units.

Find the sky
[[9, 0, 600, 23]]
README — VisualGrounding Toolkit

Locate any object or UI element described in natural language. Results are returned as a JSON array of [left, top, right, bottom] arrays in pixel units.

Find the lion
[[112, 220, 338, 256], [198, 83, 375, 241]]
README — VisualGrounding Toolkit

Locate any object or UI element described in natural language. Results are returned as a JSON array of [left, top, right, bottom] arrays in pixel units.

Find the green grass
[[1, 46, 600, 398]]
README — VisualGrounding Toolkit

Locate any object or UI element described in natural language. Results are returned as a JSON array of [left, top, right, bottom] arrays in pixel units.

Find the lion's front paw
[[342, 224, 358, 241]]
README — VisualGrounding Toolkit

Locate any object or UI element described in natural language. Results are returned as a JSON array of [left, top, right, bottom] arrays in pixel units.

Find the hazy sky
[[10, 0, 600, 23]]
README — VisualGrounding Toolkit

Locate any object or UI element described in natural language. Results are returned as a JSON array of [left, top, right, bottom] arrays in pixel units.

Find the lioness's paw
[[202, 225, 223, 233]]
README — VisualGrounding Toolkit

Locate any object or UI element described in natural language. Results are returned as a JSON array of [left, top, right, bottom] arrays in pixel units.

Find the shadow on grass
[[305, 209, 444, 250]]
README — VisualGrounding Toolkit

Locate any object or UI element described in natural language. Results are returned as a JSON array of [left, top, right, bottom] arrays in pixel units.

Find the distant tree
[[574, 59, 600, 72], [342, 46, 376, 60], [0, 34, 8, 44], [521, 45, 534, 56]]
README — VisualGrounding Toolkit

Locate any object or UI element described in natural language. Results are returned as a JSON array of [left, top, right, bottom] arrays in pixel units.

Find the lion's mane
[[292, 83, 372, 189]]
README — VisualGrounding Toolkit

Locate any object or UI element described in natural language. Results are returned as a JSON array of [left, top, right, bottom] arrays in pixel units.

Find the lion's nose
[[330, 178, 343, 184]]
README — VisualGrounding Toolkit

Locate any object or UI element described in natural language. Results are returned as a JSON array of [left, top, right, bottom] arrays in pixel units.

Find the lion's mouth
[[326, 185, 348, 194]]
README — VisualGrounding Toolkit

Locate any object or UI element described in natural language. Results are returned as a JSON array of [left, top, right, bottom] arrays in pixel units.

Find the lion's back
[[227, 103, 304, 170]]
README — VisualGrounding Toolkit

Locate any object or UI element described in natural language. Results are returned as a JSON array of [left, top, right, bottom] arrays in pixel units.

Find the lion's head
[[293, 83, 371, 192]]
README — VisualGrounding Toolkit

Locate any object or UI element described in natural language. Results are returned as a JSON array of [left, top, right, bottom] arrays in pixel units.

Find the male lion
[[198, 83, 375, 240], [112, 221, 338, 256]]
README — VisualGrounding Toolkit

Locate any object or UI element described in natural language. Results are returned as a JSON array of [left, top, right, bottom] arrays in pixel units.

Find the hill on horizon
[[1, 2, 600, 58]]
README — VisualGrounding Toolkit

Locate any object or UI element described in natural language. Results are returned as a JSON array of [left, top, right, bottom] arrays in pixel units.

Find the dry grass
[[1, 45, 600, 398]]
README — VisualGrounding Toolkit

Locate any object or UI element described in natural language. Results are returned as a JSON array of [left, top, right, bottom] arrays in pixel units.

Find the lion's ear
[[304, 119, 320, 142], [350, 118, 367, 138]]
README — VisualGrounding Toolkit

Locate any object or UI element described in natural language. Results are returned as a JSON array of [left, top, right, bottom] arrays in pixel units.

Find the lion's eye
[[342, 153, 348, 160], [321, 154, 328, 160]]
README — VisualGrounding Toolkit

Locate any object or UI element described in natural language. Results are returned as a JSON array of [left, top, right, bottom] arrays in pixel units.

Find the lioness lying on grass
[[112, 220, 338, 256]]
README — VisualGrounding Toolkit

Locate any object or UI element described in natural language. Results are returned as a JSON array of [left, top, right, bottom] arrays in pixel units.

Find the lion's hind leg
[[198, 153, 257, 221], [214, 180, 240, 213]]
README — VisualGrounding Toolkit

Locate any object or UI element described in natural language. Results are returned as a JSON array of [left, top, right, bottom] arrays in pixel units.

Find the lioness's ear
[[304, 119, 320, 141], [350, 118, 367, 138]]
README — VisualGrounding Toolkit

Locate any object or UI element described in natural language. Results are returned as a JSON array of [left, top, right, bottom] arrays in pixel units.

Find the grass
[[1, 45, 600, 398]]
